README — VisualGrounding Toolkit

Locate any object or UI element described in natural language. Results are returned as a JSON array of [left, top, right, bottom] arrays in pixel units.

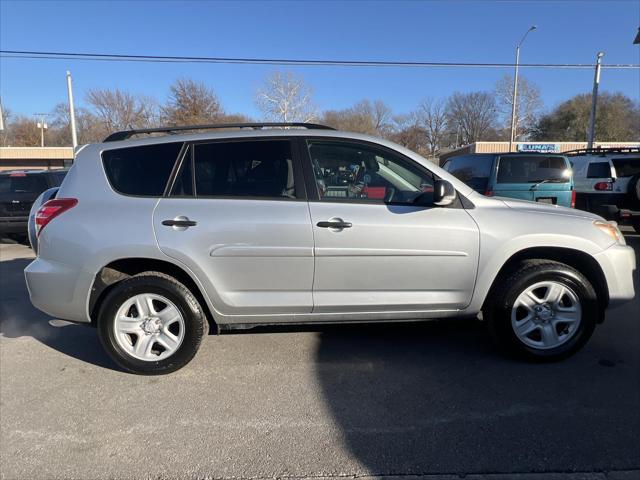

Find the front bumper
[[24, 257, 94, 323], [594, 244, 636, 308]]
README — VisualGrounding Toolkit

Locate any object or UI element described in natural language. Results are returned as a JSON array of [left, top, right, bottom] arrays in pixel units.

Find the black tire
[[485, 260, 598, 362], [98, 271, 208, 375]]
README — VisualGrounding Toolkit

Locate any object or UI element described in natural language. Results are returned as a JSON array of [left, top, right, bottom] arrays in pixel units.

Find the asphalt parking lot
[[1, 232, 639, 480]]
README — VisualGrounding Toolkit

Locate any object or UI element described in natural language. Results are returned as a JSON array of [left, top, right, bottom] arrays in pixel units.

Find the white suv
[[568, 147, 640, 232], [25, 123, 636, 374]]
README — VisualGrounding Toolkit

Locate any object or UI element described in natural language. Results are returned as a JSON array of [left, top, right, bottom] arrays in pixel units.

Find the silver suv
[[25, 123, 636, 374]]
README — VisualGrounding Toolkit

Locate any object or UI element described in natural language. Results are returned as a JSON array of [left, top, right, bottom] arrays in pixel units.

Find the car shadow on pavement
[[312, 239, 640, 475], [0, 257, 117, 371]]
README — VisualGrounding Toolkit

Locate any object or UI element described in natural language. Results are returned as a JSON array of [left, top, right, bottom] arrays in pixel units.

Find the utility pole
[[66, 70, 78, 148], [0, 98, 4, 147], [34, 113, 50, 147], [587, 52, 604, 149], [509, 25, 537, 152], [0, 98, 5, 132]]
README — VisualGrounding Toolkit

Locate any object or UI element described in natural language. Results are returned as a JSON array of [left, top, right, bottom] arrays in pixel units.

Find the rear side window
[[586, 162, 612, 179], [612, 158, 640, 177], [0, 175, 48, 194], [187, 140, 296, 198], [445, 155, 493, 192], [497, 156, 569, 184], [102, 143, 182, 196]]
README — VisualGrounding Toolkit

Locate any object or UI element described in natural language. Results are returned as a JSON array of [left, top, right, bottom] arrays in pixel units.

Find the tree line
[[1, 71, 638, 157]]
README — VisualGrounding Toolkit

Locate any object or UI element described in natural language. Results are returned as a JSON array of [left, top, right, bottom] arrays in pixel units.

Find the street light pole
[[587, 52, 604, 149], [509, 25, 537, 152]]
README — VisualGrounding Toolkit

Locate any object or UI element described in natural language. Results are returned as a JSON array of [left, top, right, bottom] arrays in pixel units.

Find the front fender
[[465, 232, 609, 314]]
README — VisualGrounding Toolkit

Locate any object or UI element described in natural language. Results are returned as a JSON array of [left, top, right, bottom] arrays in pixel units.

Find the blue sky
[[1, 0, 639, 119]]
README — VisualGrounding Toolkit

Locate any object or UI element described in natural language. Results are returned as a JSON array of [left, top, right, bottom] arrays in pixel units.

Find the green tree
[[532, 92, 640, 141]]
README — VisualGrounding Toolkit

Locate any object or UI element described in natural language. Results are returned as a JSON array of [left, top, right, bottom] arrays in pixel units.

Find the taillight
[[594, 182, 613, 191], [35, 198, 78, 236], [485, 189, 494, 197], [570, 189, 576, 208]]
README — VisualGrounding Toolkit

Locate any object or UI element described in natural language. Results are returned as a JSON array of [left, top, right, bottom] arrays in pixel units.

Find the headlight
[[593, 220, 625, 245]]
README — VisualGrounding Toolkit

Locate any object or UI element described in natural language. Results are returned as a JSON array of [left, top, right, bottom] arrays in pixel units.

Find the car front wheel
[[485, 260, 598, 361], [98, 271, 208, 374]]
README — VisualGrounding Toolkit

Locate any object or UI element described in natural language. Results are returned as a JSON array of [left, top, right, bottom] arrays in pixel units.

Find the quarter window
[[586, 162, 612, 179], [307, 140, 434, 205], [611, 158, 640, 178], [191, 140, 296, 198], [102, 143, 182, 196]]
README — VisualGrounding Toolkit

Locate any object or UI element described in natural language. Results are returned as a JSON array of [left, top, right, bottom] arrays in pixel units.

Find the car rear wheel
[[485, 260, 598, 361], [98, 271, 208, 375]]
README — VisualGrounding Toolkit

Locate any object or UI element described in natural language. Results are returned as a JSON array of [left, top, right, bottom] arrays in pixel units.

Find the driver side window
[[307, 140, 434, 205]]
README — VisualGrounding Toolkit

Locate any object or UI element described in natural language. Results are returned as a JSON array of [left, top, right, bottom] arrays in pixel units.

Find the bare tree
[[322, 99, 393, 135], [49, 102, 106, 145], [4, 115, 40, 146], [387, 114, 431, 158], [446, 91, 499, 144], [364, 100, 393, 134], [415, 98, 448, 156], [256, 71, 317, 123], [86, 88, 157, 133], [495, 74, 543, 140], [162, 78, 224, 126]]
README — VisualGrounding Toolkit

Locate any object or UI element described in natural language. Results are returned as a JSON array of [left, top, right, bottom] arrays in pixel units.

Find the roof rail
[[103, 122, 336, 142], [564, 146, 640, 156]]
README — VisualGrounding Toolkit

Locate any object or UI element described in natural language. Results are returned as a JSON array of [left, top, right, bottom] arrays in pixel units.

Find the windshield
[[612, 158, 640, 177], [497, 156, 569, 184], [0, 175, 49, 194]]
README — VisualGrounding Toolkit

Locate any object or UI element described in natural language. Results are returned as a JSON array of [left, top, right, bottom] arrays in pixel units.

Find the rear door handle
[[162, 218, 197, 227], [317, 220, 352, 229]]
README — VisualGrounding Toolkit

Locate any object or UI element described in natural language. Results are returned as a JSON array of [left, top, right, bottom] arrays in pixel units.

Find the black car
[[0, 169, 68, 241]]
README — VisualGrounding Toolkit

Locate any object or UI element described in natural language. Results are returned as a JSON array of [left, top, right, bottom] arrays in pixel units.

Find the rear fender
[[28, 187, 59, 253]]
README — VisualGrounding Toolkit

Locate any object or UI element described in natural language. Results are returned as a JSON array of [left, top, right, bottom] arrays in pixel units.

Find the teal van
[[442, 153, 575, 207]]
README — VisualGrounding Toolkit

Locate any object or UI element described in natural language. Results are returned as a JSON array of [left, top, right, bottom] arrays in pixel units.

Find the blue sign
[[517, 143, 561, 153]]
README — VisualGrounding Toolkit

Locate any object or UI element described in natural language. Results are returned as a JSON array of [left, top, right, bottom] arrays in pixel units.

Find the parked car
[[442, 153, 575, 207], [566, 147, 640, 232], [0, 169, 67, 241], [25, 124, 635, 374]]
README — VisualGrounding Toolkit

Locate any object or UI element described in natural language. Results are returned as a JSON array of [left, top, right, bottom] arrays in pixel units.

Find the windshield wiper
[[529, 178, 563, 190]]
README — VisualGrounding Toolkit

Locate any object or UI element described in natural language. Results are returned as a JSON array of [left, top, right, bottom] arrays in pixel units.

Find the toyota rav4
[[25, 123, 636, 374]]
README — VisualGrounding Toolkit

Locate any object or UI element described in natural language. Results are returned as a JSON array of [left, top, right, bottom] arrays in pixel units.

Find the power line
[[1, 49, 639, 69]]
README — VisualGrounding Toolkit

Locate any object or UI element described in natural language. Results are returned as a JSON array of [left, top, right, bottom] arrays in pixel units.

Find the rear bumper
[[576, 192, 640, 223], [594, 244, 636, 308], [24, 257, 93, 323], [0, 216, 28, 234]]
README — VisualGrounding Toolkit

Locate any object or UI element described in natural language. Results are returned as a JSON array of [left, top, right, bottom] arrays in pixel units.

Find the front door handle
[[317, 220, 352, 229], [162, 217, 197, 228]]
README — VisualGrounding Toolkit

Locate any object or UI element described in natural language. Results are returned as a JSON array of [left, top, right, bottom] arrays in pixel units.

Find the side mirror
[[433, 179, 456, 206]]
